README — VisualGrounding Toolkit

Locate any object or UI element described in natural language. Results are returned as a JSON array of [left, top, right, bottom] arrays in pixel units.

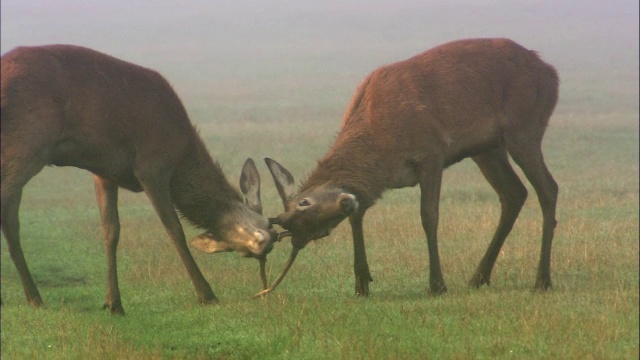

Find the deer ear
[[240, 158, 263, 215], [264, 158, 297, 209], [190, 232, 233, 254]]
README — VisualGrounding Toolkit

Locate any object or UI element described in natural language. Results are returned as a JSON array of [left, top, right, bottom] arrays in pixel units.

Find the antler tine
[[276, 231, 292, 242], [253, 247, 300, 298], [259, 257, 268, 290]]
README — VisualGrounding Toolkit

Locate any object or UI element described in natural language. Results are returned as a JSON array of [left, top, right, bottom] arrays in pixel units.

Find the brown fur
[[1, 45, 274, 314], [268, 38, 559, 296]]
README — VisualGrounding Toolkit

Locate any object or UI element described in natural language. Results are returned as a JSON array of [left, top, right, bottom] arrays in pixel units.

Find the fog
[[2, 0, 638, 118]]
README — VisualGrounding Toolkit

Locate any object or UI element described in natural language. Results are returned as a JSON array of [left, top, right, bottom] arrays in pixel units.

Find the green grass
[[2, 2, 639, 358], [2, 111, 637, 359]]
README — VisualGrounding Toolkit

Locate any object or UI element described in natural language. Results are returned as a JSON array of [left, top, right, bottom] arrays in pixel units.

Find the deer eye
[[297, 198, 311, 208]]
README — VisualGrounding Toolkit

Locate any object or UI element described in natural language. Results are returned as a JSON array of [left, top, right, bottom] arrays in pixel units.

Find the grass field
[[2, 1, 639, 359]]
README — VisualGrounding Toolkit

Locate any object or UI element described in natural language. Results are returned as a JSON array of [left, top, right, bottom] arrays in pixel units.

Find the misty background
[[2, 0, 638, 125]]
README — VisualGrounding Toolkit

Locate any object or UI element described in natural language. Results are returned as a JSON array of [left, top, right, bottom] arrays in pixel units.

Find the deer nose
[[255, 229, 274, 255], [338, 193, 358, 215]]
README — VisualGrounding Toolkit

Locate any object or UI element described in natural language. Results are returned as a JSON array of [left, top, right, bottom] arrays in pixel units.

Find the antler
[[253, 246, 300, 298], [276, 230, 292, 242], [256, 230, 292, 294]]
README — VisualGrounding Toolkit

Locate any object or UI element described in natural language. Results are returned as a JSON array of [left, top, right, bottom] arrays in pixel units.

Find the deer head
[[264, 157, 358, 249], [190, 158, 276, 259], [251, 158, 358, 298]]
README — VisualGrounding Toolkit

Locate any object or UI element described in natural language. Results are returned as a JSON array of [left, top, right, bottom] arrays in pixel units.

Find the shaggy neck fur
[[301, 130, 386, 209], [170, 136, 243, 233]]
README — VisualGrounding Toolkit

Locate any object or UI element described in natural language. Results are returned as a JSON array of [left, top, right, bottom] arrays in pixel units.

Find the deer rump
[[257, 38, 559, 298]]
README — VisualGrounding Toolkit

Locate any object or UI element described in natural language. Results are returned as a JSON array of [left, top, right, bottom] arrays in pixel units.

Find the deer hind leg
[[1, 159, 47, 307], [93, 175, 125, 315], [506, 130, 558, 291], [469, 147, 528, 288], [137, 173, 218, 304], [417, 158, 447, 294], [350, 210, 373, 296]]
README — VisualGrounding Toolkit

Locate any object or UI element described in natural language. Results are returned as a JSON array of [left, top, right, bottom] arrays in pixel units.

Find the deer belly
[[443, 125, 503, 165], [50, 139, 143, 192]]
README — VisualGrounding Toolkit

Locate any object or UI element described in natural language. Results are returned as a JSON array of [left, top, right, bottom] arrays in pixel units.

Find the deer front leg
[[139, 174, 218, 305], [94, 176, 125, 315], [350, 211, 373, 296], [418, 160, 447, 295]]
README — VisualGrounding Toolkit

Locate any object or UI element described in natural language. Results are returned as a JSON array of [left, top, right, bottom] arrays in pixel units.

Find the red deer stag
[[1, 45, 277, 315], [257, 38, 559, 297]]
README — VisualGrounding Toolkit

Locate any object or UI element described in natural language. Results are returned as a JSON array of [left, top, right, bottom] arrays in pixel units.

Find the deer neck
[[301, 134, 385, 208], [170, 139, 242, 231]]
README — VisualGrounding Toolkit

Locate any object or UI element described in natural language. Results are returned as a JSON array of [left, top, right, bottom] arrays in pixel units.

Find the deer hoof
[[430, 283, 448, 295], [103, 302, 125, 316], [27, 296, 44, 308], [534, 278, 552, 292], [355, 276, 372, 297], [199, 295, 220, 305], [469, 273, 491, 288]]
